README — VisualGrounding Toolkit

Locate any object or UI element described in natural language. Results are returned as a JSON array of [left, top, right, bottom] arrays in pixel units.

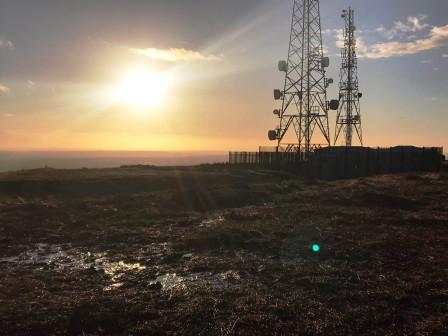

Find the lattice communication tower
[[334, 8, 363, 146], [269, 0, 339, 155]]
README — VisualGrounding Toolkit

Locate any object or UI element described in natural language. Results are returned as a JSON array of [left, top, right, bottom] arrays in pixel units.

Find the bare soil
[[0, 166, 447, 335]]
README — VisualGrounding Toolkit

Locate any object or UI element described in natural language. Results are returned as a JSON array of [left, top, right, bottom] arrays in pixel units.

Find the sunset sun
[[114, 67, 171, 109]]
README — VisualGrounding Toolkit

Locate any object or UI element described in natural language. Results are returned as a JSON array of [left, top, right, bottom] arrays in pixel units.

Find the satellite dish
[[329, 100, 339, 110], [321, 57, 330, 68], [278, 60, 288, 72], [268, 130, 278, 141], [274, 89, 283, 100]]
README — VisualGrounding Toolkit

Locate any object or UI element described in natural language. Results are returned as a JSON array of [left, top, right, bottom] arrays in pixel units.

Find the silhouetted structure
[[229, 146, 444, 180], [335, 7, 363, 146], [268, 0, 339, 157]]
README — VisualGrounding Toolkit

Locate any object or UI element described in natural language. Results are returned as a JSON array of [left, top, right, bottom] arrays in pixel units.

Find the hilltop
[[0, 166, 447, 335]]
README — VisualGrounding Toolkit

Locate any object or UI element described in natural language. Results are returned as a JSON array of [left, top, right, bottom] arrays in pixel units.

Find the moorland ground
[[0, 166, 447, 335]]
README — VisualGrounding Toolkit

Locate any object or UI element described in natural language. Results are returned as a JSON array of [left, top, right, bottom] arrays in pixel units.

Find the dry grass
[[0, 167, 446, 335]]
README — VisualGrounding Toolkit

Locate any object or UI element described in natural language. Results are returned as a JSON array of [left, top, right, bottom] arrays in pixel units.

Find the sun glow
[[114, 67, 171, 109]]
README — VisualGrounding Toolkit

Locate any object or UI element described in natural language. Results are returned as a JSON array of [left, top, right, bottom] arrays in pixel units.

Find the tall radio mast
[[335, 8, 363, 147]]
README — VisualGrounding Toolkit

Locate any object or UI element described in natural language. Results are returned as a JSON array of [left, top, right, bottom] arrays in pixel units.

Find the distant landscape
[[0, 151, 228, 172]]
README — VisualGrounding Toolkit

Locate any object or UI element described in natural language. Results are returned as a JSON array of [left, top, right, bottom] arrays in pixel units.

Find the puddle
[[200, 216, 224, 228], [0, 244, 87, 269], [1, 244, 261, 292], [0, 244, 147, 291], [1, 244, 87, 270], [151, 270, 244, 291]]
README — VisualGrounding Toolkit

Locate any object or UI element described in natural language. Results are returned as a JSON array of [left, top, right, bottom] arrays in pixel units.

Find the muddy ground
[[0, 166, 447, 335]]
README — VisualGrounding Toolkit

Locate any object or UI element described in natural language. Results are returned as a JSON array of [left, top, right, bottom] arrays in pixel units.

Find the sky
[[0, 0, 447, 153]]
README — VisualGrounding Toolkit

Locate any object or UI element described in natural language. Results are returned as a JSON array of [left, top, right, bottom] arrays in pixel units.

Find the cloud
[[0, 39, 14, 49], [335, 29, 344, 49], [357, 24, 448, 59], [3, 113, 13, 118], [0, 84, 11, 94], [379, 15, 429, 40], [128, 47, 222, 62], [443, 54, 448, 58], [323, 28, 340, 35], [91, 36, 222, 63], [334, 14, 448, 59]]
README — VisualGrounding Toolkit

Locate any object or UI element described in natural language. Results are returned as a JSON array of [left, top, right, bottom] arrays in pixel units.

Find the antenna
[[268, 0, 338, 157], [335, 7, 363, 147]]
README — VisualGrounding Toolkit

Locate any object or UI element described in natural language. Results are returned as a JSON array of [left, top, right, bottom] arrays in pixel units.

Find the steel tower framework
[[335, 8, 363, 146], [269, 0, 338, 155]]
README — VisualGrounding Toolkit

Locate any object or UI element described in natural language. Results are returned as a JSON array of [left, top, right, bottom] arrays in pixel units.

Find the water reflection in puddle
[[0, 243, 71, 267], [0, 244, 147, 291], [151, 270, 242, 291], [1, 244, 256, 292]]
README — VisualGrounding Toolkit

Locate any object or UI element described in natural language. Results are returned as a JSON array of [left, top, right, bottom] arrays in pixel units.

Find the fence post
[[366, 147, 370, 176], [389, 147, 392, 173], [343, 146, 348, 179]]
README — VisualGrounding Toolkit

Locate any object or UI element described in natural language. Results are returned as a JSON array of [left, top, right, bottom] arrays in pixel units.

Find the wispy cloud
[[443, 54, 448, 58], [377, 15, 429, 40], [128, 47, 222, 62], [357, 24, 448, 59], [334, 15, 448, 60], [0, 39, 14, 49], [90, 36, 223, 63], [3, 113, 13, 118], [323, 28, 340, 35], [0, 84, 11, 94]]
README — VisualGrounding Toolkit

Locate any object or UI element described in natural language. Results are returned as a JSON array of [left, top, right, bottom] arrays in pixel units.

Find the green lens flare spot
[[312, 244, 320, 253]]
